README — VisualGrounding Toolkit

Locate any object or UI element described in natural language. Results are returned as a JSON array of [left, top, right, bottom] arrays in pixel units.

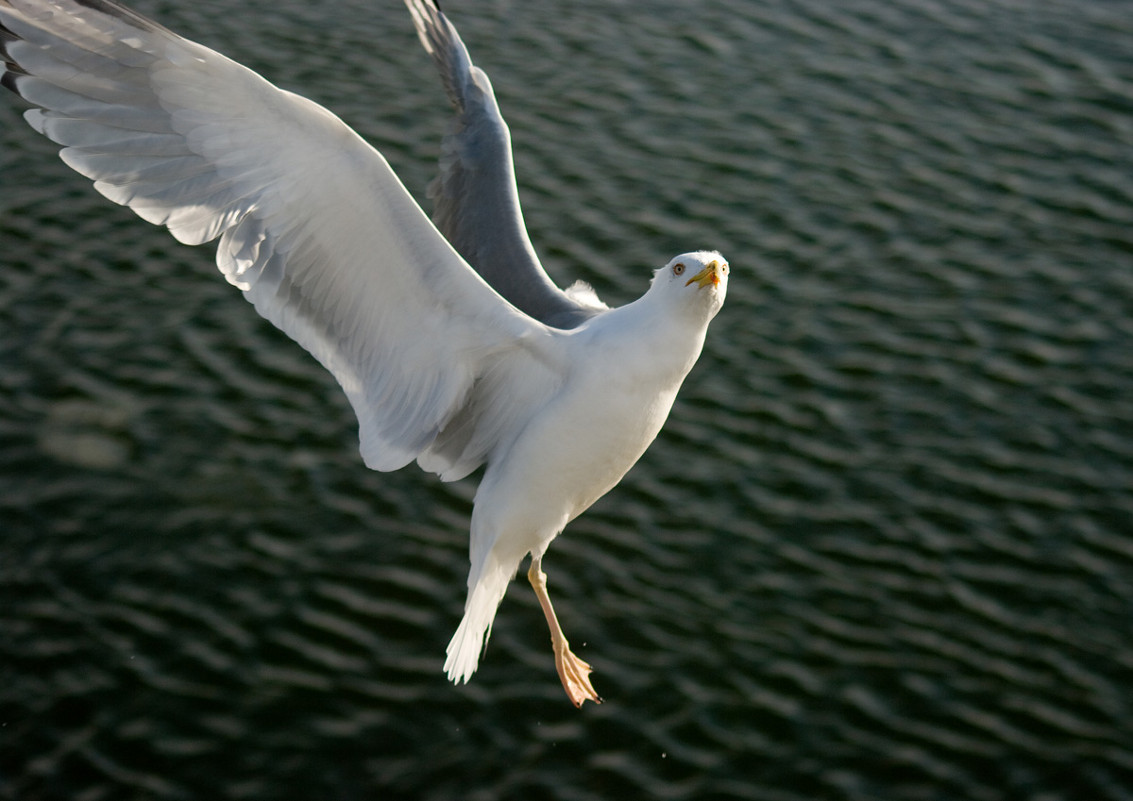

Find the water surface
[[1, 0, 1131, 799]]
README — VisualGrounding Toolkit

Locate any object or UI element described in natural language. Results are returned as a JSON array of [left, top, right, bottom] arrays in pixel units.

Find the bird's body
[[0, 0, 728, 706], [449, 284, 716, 682]]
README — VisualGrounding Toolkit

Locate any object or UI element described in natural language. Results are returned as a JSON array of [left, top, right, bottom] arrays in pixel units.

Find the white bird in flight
[[0, 0, 728, 707]]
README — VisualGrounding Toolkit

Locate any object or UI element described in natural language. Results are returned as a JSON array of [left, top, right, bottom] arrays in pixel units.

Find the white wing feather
[[0, 0, 564, 476]]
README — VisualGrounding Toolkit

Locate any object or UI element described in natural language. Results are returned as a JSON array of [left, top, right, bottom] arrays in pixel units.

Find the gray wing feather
[[405, 0, 603, 329]]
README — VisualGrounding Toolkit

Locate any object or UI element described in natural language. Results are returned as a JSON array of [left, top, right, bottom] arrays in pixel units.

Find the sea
[[1, 0, 1131, 798]]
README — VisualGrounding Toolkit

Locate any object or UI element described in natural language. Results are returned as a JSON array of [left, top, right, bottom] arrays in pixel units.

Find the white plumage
[[0, 0, 728, 706]]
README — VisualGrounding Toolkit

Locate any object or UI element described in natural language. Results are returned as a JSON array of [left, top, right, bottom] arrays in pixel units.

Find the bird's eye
[[673, 263, 685, 276]]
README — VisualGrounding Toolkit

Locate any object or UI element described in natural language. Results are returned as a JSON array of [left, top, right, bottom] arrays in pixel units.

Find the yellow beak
[[685, 261, 721, 288]]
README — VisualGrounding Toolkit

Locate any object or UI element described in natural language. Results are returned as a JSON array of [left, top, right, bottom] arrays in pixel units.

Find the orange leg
[[527, 556, 602, 708]]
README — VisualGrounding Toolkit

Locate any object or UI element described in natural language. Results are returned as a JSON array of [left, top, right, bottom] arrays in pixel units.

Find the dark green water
[[1, 0, 1131, 799]]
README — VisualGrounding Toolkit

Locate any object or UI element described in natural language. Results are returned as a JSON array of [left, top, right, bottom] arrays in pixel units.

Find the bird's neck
[[586, 298, 709, 386]]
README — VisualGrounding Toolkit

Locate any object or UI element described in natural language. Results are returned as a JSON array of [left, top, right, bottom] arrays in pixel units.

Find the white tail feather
[[444, 555, 514, 684]]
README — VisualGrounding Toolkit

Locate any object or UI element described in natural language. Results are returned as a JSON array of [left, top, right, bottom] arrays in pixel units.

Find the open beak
[[685, 261, 721, 289]]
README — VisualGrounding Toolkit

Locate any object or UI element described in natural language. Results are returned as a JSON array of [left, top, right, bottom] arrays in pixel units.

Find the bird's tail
[[444, 553, 513, 684]]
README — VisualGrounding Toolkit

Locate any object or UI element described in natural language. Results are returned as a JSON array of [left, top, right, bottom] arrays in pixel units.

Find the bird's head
[[651, 251, 729, 321]]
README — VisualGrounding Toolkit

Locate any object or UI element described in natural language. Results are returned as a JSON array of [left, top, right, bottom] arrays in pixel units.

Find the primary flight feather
[[0, 0, 728, 706]]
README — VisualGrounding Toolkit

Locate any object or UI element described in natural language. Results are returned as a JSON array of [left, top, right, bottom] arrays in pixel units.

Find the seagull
[[0, 0, 728, 707]]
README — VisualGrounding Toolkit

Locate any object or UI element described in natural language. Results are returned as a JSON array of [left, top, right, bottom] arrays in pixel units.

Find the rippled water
[[2, 0, 1131, 799]]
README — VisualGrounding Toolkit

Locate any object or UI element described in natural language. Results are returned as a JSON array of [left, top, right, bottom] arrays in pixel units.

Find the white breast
[[469, 303, 707, 564]]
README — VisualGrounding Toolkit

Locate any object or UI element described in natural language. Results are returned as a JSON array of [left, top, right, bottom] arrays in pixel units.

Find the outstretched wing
[[0, 0, 563, 478], [405, 0, 604, 330]]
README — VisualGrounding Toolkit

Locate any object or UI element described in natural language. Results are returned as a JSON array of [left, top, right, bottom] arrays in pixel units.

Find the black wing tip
[[1, 67, 22, 97], [0, 19, 24, 99]]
